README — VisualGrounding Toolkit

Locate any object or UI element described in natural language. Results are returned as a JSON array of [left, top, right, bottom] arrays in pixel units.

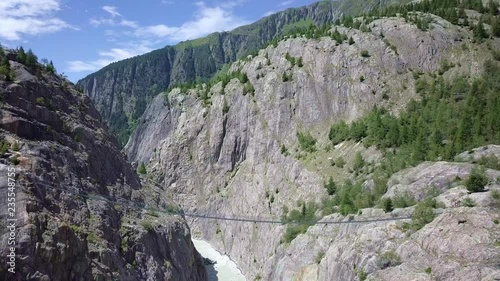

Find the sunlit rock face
[[0, 53, 207, 281]]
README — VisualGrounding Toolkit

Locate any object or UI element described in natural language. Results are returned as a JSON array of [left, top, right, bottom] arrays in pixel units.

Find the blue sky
[[0, 0, 319, 82]]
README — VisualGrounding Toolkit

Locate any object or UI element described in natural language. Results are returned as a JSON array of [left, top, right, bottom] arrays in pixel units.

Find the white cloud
[[67, 44, 152, 72], [90, 6, 138, 28], [220, 0, 246, 9], [263, 11, 275, 17], [279, 0, 294, 7], [0, 0, 73, 41], [71, 1, 248, 73], [135, 25, 178, 37], [135, 2, 248, 41], [102, 6, 122, 17]]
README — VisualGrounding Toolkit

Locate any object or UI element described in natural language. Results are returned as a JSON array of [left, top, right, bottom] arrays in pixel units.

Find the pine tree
[[488, 0, 499, 15], [282, 71, 289, 82], [296, 57, 303, 67], [25, 49, 38, 67], [324, 177, 337, 195], [1, 56, 12, 81], [46, 60, 56, 74], [353, 152, 365, 173], [17, 47, 26, 64], [492, 16, 500, 37], [137, 162, 147, 175], [473, 19, 488, 39], [382, 198, 394, 212]]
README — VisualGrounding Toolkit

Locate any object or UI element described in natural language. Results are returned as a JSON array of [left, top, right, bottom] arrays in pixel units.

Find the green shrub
[[11, 141, 19, 151], [282, 71, 291, 82], [324, 176, 337, 195], [0, 139, 10, 156], [491, 190, 500, 200], [377, 250, 401, 269], [36, 97, 46, 106], [137, 162, 147, 175], [477, 155, 500, 170], [141, 220, 155, 232], [10, 155, 20, 165], [335, 157, 346, 168], [461, 197, 475, 207], [243, 82, 255, 96], [491, 190, 500, 208], [353, 152, 365, 173], [493, 50, 500, 61], [86, 232, 102, 244], [46, 60, 56, 74], [280, 144, 289, 155], [282, 202, 318, 243], [466, 166, 488, 192], [297, 132, 317, 153], [425, 267, 432, 274], [411, 198, 437, 230], [358, 269, 368, 281], [381, 198, 394, 212], [297, 57, 304, 67], [360, 50, 370, 57], [392, 194, 417, 208]]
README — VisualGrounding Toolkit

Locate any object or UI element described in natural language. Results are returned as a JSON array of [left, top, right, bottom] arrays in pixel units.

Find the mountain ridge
[[77, 0, 408, 145]]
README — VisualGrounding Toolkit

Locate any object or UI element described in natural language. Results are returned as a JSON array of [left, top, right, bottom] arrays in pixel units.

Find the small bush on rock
[[466, 166, 488, 192]]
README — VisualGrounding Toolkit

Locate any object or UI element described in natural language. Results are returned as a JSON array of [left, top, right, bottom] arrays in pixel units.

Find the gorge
[[1, 0, 500, 280]]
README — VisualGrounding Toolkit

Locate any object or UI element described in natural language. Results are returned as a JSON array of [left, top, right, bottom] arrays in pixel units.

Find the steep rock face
[[128, 16, 466, 165], [384, 161, 500, 200], [0, 56, 206, 280], [275, 205, 500, 281], [77, 0, 406, 145], [124, 16, 496, 279]]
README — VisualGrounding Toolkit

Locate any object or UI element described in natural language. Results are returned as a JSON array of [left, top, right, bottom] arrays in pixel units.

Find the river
[[192, 239, 246, 281]]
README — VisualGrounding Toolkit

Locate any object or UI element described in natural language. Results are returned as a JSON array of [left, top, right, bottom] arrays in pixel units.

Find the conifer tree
[[25, 49, 38, 67], [488, 0, 499, 15], [137, 162, 147, 175], [46, 60, 56, 74], [492, 16, 500, 37], [473, 19, 488, 39], [17, 47, 26, 64]]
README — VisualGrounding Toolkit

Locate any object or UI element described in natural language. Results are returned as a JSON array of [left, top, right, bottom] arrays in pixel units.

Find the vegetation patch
[[376, 250, 402, 269], [466, 166, 488, 192], [297, 132, 317, 153], [281, 202, 318, 243], [411, 198, 439, 230]]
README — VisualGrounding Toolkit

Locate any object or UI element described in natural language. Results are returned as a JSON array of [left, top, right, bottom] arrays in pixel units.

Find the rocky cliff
[[77, 0, 407, 145], [0, 51, 207, 280], [125, 9, 500, 281]]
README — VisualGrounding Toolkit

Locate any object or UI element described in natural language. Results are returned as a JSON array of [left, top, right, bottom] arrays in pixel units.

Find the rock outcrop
[[0, 53, 207, 280]]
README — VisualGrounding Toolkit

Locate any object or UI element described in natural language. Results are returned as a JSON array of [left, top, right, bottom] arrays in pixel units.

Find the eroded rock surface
[[125, 15, 499, 281], [0, 56, 207, 280]]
